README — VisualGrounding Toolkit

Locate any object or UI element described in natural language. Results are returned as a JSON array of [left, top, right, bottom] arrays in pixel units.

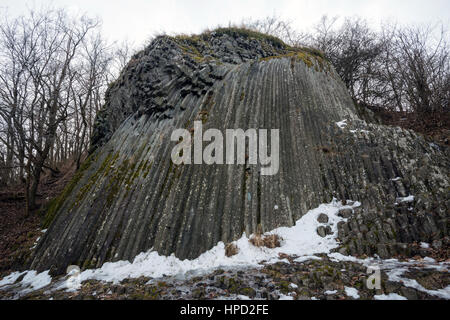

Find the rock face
[[30, 29, 449, 275]]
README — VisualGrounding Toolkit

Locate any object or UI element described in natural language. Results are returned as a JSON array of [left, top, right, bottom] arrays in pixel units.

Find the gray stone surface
[[29, 30, 450, 275], [317, 214, 329, 224]]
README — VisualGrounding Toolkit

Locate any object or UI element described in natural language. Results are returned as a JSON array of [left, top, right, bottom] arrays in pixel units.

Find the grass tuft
[[225, 243, 239, 257]]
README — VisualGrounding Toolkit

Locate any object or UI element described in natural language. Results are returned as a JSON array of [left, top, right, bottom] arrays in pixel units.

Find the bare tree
[[311, 17, 385, 104], [0, 9, 105, 211], [387, 25, 449, 113], [242, 15, 309, 47]]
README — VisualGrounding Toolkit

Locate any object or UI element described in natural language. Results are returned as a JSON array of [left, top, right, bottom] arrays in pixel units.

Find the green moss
[[198, 110, 209, 124], [82, 259, 97, 270], [142, 159, 153, 179], [259, 49, 331, 72], [239, 287, 256, 297], [42, 153, 98, 228], [226, 277, 241, 293], [71, 152, 119, 210], [278, 280, 291, 294], [174, 27, 288, 50], [105, 158, 130, 206]]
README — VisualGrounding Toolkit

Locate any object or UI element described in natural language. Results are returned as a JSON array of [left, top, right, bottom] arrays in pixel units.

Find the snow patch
[[330, 253, 450, 299], [289, 283, 298, 289], [396, 195, 415, 204], [350, 129, 370, 134], [344, 287, 360, 299], [324, 290, 338, 295], [2, 199, 359, 293], [420, 242, 430, 249], [336, 119, 348, 129], [386, 266, 450, 299], [293, 256, 322, 263], [0, 270, 51, 294], [374, 293, 407, 300]]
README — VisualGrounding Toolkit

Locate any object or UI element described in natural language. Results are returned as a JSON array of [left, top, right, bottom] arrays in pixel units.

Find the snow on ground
[[1, 199, 358, 293], [344, 287, 360, 299], [279, 294, 294, 300], [328, 253, 450, 299], [1, 198, 449, 301], [0, 270, 51, 294], [386, 263, 450, 300], [0, 272, 25, 287], [293, 255, 322, 263], [61, 199, 359, 288], [374, 293, 407, 300]]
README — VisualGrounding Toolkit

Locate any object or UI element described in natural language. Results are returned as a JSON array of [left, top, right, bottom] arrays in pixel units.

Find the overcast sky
[[1, 0, 449, 46]]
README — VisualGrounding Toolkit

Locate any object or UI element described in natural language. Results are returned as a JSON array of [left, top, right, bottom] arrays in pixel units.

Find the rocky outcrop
[[30, 29, 449, 275]]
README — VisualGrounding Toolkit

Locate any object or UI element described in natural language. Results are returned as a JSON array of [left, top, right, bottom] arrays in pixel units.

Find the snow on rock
[[386, 265, 450, 299], [336, 119, 348, 129], [329, 253, 450, 299], [396, 195, 415, 204]]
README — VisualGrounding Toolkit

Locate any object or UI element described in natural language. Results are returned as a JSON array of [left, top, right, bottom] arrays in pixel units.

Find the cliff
[[30, 29, 449, 275]]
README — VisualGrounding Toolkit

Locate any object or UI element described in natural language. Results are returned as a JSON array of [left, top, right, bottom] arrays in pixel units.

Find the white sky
[[1, 0, 449, 46]]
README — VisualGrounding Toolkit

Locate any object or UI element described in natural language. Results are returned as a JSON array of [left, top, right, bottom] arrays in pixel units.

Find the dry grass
[[249, 233, 282, 249], [263, 234, 281, 248], [225, 243, 239, 257], [249, 234, 265, 247]]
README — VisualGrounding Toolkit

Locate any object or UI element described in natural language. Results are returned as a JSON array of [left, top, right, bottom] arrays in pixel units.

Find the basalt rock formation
[[30, 29, 449, 275]]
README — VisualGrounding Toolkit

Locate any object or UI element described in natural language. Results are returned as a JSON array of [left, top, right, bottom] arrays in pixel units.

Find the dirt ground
[[0, 161, 76, 277]]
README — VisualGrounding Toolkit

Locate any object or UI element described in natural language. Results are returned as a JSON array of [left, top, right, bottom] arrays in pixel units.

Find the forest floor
[[0, 111, 448, 300], [0, 161, 77, 277]]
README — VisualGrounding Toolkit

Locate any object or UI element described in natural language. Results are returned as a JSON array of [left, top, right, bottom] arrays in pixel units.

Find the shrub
[[225, 243, 239, 257], [249, 233, 282, 249]]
